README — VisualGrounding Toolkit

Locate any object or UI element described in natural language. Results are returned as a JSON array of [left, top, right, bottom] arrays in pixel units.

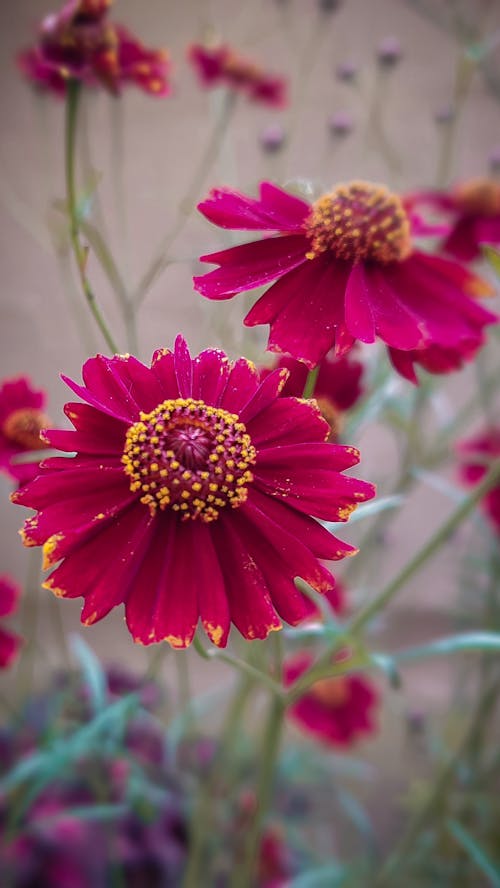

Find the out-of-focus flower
[[0, 577, 22, 669], [377, 36, 402, 67], [188, 42, 287, 107], [458, 427, 500, 535], [434, 104, 455, 125], [0, 377, 50, 485], [336, 60, 358, 83], [284, 652, 378, 747], [413, 178, 500, 261], [259, 824, 296, 887], [260, 124, 286, 154], [13, 336, 374, 649], [388, 337, 484, 384], [194, 180, 496, 374], [328, 111, 354, 137], [260, 349, 364, 440], [17, 0, 170, 97], [489, 149, 500, 174]]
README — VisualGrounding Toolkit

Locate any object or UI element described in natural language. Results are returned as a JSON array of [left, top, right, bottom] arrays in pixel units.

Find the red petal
[[195, 235, 308, 299], [192, 349, 231, 404], [247, 397, 329, 448], [344, 264, 376, 344]]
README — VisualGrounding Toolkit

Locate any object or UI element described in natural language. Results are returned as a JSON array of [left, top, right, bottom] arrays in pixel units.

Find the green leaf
[[448, 820, 500, 886], [289, 864, 347, 888], [70, 634, 107, 714], [393, 632, 500, 664], [483, 244, 500, 278]]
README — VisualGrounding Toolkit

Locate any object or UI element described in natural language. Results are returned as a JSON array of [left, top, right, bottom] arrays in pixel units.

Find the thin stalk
[[435, 51, 475, 187], [349, 459, 500, 635], [232, 634, 285, 888], [374, 678, 500, 886], [183, 674, 254, 888], [302, 366, 319, 399], [288, 460, 500, 702], [134, 91, 237, 307], [65, 79, 119, 353]]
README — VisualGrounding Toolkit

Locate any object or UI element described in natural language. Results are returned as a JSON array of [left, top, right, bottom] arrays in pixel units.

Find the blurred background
[[1, 0, 499, 851]]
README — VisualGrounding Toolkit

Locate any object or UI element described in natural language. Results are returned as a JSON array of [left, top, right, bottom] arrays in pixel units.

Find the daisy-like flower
[[0, 377, 51, 485], [458, 427, 500, 535], [12, 337, 374, 649], [412, 178, 500, 261], [0, 577, 22, 669], [194, 180, 497, 375], [188, 43, 287, 107], [260, 350, 364, 440], [284, 652, 378, 747], [17, 0, 170, 97]]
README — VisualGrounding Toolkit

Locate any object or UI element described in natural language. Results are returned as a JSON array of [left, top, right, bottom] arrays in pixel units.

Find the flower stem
[[232, 634, 285, 888], [348, 459, 500, 636], [65, 79, 119, 354], [302, 365, 319, 399], [134, 90, 237, 307], [287, 460, 500, 702]]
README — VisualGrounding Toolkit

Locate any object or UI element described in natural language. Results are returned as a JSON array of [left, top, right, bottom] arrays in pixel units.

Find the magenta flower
[[0, 376, 51, 485], [458, 427, 500, 535], [13, 337, 374, 649], [188, 43, 287, 107], [284, 652, 378, 747], [411, 178, 500, 261], [0, 577, 22, 669], [260, 350, 364, 439], [194, 180, 497, 374], [17, 0, 170, 97]]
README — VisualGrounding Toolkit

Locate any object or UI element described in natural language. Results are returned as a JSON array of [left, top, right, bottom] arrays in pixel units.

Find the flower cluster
[[17, 0, 170, 96], [188, 42, 287, 107], [13, 337, 374, 649], [195, 180, 497, 382]]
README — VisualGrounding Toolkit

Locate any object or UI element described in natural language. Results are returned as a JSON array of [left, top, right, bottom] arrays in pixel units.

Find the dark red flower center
[[122, 398, 257, 521], [2, 408, 50, 450], [304, 181, 411, 264], [454, 178, 500, 217], [310, 676, 349, 707]]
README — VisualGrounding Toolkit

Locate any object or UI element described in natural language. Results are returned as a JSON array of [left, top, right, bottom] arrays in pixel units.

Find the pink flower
[[260, 349, 364, 440], [188, 43, 286, 107], [0, 377, 51, 485], [0, 577, 22, 669], [284, 652, 378, 747], [13, 337, 374, 649], [17, 0, 170, 97], [458, 427, 500, 535], [194, 180, 497, 375], [411, 178, 500, 261]]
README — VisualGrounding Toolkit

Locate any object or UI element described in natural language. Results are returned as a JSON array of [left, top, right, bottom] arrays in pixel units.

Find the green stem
[[288, 461, 500, 703], [349, 459, 500, 636], [65, 79, 119, 353], [435, 50, 475, 187], [134, 91, 237, 307], [374, 677, 500, 886], [193, 637, 284, 698], [302, 366, 319, 399], [232, 635, 285, 888], [183, 674, 254, 888]]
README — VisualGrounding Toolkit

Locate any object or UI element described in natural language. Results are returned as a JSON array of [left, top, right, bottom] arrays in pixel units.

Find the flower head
[[194, 180, 497, 374], [458, 427, 500, 535], [284, 652, 378, 747], [412, 178, 500, 261], [17, 0, 170, 97], [0, 577, 22, 669], [13, 337, 374, 649], [260, 349, 364, 440], [188, 43, 287, 107], [0, 377, 51, 485]]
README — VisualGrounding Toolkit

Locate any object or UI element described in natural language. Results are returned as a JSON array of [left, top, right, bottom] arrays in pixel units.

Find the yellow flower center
[[454, 178, 500, 216], [122, 398, 256, 522], [2, 408, 50, 450], [304, 180, 412, 263]]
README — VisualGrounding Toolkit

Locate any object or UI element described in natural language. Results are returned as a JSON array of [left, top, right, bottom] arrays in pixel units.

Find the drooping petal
[[247, 397, 329, 448]]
